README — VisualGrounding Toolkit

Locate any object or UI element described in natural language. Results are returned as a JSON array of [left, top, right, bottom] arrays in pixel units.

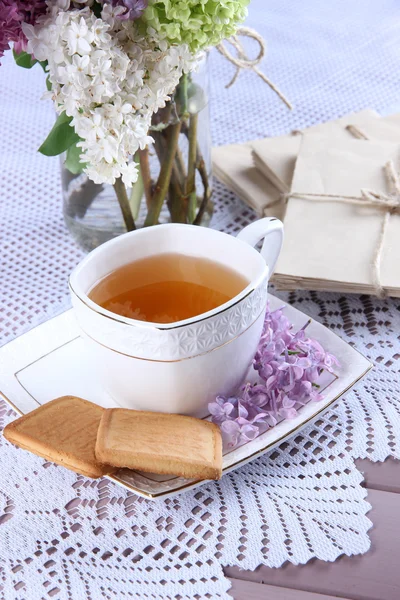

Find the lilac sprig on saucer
[[208, 306, 340, 450]]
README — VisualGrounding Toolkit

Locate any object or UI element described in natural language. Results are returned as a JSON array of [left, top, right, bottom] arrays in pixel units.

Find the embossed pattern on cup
[[71, 278, 268, 361]]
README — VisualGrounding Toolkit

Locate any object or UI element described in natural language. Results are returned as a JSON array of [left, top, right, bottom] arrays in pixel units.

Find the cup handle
[[236, 217, 284, 275]]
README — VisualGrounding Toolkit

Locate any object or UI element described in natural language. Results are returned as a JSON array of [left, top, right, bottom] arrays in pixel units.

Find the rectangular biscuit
[[96, 409, 222, 481], [3, 396, 116, 479]]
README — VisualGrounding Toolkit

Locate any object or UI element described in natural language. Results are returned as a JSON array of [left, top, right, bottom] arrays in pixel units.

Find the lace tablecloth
[[1, 1, 400, 598]]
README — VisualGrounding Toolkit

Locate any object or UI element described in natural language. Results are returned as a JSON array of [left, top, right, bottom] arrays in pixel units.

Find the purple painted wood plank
[[229, 579, 353, 600], [356, 458, 400, 493], [225, 489, 400, 600]]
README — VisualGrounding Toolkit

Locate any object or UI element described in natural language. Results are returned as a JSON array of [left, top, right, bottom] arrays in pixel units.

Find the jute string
[[285, 161, 400, 298], [216, 27, 292, 110], [291, 124, 370, 139], [345, 124, 369, 140]]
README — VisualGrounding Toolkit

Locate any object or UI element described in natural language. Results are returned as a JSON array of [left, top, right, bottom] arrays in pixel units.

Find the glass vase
[[61, 54, 213, 252]]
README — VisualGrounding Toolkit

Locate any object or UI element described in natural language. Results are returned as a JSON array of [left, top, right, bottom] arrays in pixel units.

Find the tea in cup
[[69, 218, 283, 417]]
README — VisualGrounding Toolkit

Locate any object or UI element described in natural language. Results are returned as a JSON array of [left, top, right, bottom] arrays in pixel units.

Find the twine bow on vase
[[216, 27, 292, 110], [286, 161, 400, 298]]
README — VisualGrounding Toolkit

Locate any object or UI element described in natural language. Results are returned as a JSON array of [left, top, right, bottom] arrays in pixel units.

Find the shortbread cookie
[[96, 409, 223, 480], [3, 396, 116, 478]]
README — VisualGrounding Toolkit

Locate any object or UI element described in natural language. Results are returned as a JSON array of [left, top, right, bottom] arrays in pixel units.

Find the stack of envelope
[[212, 109, 400, 297], [212, 143, 284, 220]]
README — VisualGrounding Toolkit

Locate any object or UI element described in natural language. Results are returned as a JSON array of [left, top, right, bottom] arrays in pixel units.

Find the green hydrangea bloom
[[142, 0, 250, 52]]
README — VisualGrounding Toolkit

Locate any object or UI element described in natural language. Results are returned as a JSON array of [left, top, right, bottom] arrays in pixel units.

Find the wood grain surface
[[229, 580, 354, 600]]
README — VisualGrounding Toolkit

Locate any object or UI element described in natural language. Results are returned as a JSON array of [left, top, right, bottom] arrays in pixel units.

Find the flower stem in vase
[[113, 177, 136, 231], [193, 156, 212, 225], [181, 121, 212, 225], [144, 121, 182, 226], [174, 146, 187, 188], [176, 73, 189, 118], [129, 153, 144, 221], [169, 165, 187, 223], [138, 148, 153, 210], [185, 113, 198, 223], [168, 179, 184, 222], [154, 131, 186, 223]]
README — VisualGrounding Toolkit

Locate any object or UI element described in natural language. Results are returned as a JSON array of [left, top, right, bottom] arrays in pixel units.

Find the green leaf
[[45, 76, 52, 91], [38, 112, 80, 157], [13, 50, 37, 69], [64, 142, 86, 175]]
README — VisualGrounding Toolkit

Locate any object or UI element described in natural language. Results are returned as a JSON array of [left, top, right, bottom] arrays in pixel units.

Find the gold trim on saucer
[[0, 390, 23, 416], [14, 338, 80, 407], [0, 361, 373, 500], [109, 362, 373, 499], [0, 301, 374, 501], [219, 362, 373, 473]]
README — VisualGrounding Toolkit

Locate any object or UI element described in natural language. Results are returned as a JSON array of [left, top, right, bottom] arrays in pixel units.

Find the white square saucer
[[0, 295, 372, 499]]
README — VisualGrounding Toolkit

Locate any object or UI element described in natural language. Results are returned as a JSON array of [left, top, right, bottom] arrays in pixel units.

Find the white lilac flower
[[25, 5, 199, 185], [64, 16, 93, 54], [20, 22, 48, 60], [119, 161, 139, 186]]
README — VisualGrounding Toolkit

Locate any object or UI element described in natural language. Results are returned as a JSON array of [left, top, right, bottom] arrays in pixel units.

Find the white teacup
[[69, 218, 283, 417]]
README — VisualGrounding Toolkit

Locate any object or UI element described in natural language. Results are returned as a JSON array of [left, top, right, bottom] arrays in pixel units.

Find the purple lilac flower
[[0, 2, 19, 58], [208, 306, 340, 450], [220, 420, 260, 449], [208, 396, 237, 425], [0, 0, 46, 60], [106, 0, 148, 20]]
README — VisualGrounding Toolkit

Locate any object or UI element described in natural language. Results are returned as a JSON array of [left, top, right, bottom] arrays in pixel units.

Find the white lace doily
[[0, 404, 371, 599], [1, 0, 399, 597]]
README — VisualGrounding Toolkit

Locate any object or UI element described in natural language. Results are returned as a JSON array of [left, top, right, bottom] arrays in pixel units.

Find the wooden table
[[227, 458, 400, 599]]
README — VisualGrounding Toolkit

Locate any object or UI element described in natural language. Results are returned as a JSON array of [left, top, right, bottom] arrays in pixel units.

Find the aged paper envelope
[[212, 143, 285, 219], [274, 136, 400, 296], [251, 109, 382, 192]]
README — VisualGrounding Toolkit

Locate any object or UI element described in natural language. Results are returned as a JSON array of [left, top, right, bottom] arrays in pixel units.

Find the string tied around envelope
[[216, 27, 293, 110], [290, 124, 370, 139], [284, 161, 400, 298]]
